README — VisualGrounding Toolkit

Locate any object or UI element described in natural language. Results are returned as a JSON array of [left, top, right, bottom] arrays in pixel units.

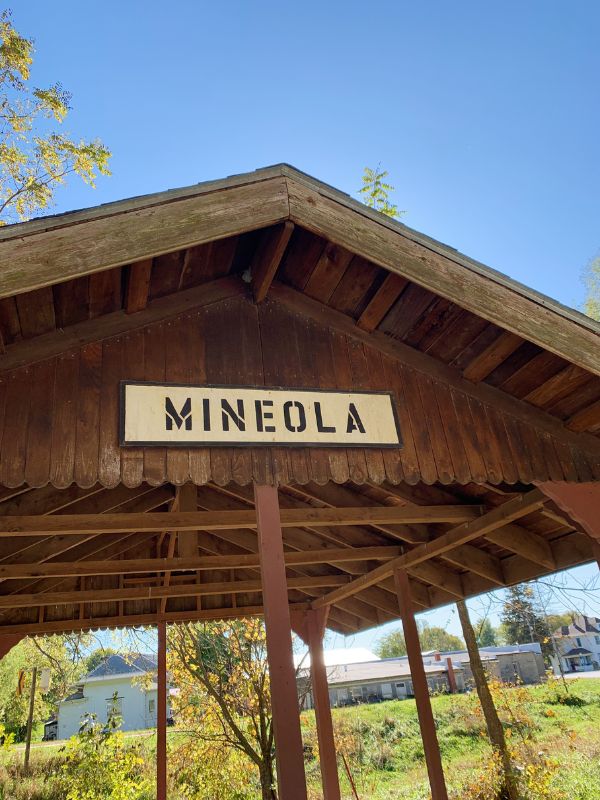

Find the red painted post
[[446, 657, 457, 694], [394, 568, 448, 800], [306, 608, 341, 800], [157, 621, 167, 800], [0, 634, 23, 661], [254, 483, 308, 800]]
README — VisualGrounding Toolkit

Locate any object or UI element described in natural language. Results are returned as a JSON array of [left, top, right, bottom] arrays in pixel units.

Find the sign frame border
[[119, 381, 403, 449]]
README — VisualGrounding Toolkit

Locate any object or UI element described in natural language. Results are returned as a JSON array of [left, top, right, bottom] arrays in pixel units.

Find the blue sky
[[13, 2, 600, 649]]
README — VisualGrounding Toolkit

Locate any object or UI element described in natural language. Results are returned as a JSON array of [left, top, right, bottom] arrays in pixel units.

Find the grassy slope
[[301, 678, 600, 799], [3, 679, 600, 799]]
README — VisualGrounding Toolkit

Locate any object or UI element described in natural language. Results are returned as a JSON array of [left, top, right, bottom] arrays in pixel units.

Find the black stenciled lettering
[[221, 399, 245, 431], [346, 402, 366, 434], [165, 397, 192, 431], [255, 399, 275, 433], [283, 400, 307, 433], [202, 398, 211, 431], [314, 401, 336, 433]]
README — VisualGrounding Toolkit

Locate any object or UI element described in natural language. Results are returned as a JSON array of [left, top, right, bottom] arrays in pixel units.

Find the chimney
[[434, 651, 441, 662], [446, 657, 457, 694]]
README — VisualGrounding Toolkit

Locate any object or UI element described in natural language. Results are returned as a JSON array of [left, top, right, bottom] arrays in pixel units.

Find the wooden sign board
[[120, 382, 401, 448]]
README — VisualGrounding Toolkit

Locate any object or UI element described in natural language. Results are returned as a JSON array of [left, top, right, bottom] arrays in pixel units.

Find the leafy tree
[[168, 619, 277, 800], [375, 621, 464, 658], [545, 612, 575, 634], [0, 10, 110, 224], [375, 628, 406, 658], [358, 165, 403, 218], [85, 647, 118, 674], [500, 584, 552, 660], [474, 617, 498, 647], [60, 699, 151, 800], [583, 255, 600, 321], [0, 634, 88, 740]]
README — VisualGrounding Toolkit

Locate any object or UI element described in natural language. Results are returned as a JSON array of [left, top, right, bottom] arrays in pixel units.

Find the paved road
[[556, 670, 600, 680]]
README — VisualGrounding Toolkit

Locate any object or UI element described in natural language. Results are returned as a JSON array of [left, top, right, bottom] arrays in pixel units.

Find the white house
[[551, 615, 600, 674], [56, 653, 166, 740]]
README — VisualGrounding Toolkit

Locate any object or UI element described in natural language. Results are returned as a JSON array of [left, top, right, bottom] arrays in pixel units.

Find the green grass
[[3, 678, 600, 799]]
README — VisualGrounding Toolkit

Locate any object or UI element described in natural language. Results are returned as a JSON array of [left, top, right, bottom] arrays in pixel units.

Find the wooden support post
[[156, 621, 167, 800], [394, 568, 448, 800], [24, 666, 37, 772], [307, 608, 341, 800], [254, 483, 307, 800], [0, 633, 22, 660], [446, 657, 457, 694]]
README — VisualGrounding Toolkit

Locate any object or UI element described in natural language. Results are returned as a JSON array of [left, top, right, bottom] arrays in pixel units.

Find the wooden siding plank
[[89, 267, 122, 318], [49, 354, 79, 489], [53, 278, 90, 327], [415, 372, 454, 484], [1, 369, 30, 487], [74, 343, 102, 488], [98, 339, 121, 488], [142, 322, 167, 485], [24, 359, 55, 488], [401, 365, 438, 485], [120, 330, 145, 487], [449, 388, 488, 483], [187, 309, 212, 485], [15, 288, 56, 338], [165, 316, 191, 486], [434, 382, 471, 485]]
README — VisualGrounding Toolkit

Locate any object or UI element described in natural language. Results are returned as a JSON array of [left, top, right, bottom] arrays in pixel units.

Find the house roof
[[555, 616, 600, 638], [308, 658, 460, 687], [563, 647, 593, 657], [86, 653, 157, 680]]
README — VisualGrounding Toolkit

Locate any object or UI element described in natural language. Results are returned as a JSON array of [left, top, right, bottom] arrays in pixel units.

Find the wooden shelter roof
[[0, 164, 598, 637]]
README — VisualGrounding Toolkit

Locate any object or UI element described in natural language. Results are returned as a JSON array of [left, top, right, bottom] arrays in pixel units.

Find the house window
[[595, 636, 600, 646], [576, 637, 582, 647], [148, 699, 156, 713]]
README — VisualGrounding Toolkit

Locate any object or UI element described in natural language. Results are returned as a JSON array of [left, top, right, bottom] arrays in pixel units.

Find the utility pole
[[24, 666, 37, 771]]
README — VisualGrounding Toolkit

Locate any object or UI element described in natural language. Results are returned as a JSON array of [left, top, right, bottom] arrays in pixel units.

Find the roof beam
[[311, 489, 546, 609], [286, 177, 600, 378], [0, 603, 308, 638], [462, 332, 524, 382], [0, 545, 402, 580], [0, 505, 482, 538], [0, 175, 289, 300], [252, 221, 294, 302], [357, 273, 408, 332], [125, 259, 153, 314], [0, 575, 350, 610], [484, 523, 556, 570], [270, 282, 600, 458]]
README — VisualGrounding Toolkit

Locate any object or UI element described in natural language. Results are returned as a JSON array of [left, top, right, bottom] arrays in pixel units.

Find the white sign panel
[[120, 382, 401, 448]]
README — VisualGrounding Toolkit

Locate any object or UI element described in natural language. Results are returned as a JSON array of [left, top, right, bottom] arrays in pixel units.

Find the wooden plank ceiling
[[0, 480, 593, 636]]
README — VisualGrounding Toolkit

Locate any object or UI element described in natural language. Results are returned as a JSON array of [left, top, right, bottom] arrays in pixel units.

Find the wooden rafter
[[252, 221, 295, 302], [0, 505, 483, 538], [311, 489, 547, 609], [0, 545, 402, 580]]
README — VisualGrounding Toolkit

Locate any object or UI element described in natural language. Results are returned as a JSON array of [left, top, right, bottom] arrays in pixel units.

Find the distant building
[[551, 615, 600, 674], [298, 644, 546, 709], [57, 653, 169, 741]]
